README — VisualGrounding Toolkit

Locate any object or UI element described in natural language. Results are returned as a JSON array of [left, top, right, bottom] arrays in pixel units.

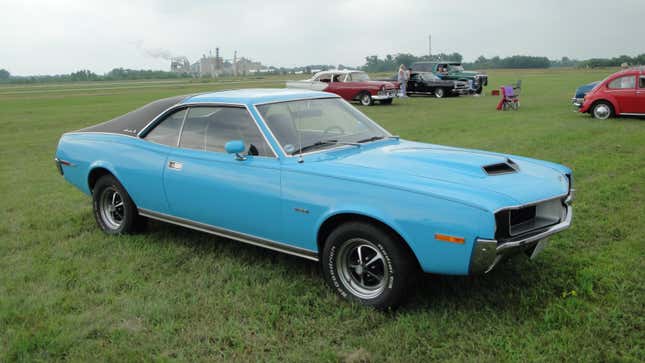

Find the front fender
[[312, 194, 495, 275]]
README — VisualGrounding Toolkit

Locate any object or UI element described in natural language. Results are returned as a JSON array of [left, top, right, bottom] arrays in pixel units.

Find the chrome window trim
[[63, 131, 138, 138], [252, 97, 393, 158], [139, 102, 278, 159], [138, 208, 319, 261]]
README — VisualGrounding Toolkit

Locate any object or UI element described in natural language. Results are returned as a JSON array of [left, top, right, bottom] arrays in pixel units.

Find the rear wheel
[[92, 174, 141, 234], [322, 222, 415, 309], [359, 92, 374, 106], [434, 88, 445, 98], [591, 101, 613, 119]]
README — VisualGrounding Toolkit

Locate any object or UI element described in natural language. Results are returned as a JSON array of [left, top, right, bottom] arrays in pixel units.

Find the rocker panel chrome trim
[[138, 208, 319, 261]]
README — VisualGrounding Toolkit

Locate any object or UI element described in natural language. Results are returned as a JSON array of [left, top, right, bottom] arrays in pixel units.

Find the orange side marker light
[[435, 233, 465, 244]]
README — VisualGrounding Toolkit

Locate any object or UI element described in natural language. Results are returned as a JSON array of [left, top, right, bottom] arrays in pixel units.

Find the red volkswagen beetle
[[580, 67, 645, 119]]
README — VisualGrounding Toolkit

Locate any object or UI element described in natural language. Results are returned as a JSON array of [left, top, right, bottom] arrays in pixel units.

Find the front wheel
[[92, 174, 141, 234], [322, 222, 415, 309], [380, 99, 393, 105], [591, 102, 613, 119], [359, 92, 374, 106], [434, 88, 445, 98]]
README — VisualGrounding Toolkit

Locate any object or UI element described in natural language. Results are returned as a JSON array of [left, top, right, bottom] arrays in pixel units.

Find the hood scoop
[[483, 159, 519, 175]]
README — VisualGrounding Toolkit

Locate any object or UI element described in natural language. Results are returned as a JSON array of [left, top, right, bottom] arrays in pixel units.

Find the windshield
[[448, 64, 464, 72], [350, 72, 370, 81], [257, 98, 389, 155]]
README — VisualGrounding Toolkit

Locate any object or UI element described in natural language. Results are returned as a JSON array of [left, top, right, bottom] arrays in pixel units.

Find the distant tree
[[0, 68, 9, 80]]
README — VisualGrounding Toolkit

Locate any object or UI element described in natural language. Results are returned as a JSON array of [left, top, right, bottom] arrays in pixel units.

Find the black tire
[[591, 101, 613, 120], [359, 92, 374, 106], [380, 99, 393, 105], [322, 222, 415, 309], [92, 174, 141, 234], [434, 88, 445, 98], [475, 86, 483, 94]]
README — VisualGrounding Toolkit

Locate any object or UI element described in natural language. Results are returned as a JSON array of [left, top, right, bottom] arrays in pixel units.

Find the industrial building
[[171, 48, 266, 77]]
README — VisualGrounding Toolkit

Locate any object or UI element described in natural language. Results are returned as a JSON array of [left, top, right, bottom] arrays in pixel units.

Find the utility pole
[[428, 34, 432, 59]]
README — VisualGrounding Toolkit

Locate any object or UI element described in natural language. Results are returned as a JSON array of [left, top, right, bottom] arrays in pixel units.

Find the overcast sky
[[1, 0, 643, 75]]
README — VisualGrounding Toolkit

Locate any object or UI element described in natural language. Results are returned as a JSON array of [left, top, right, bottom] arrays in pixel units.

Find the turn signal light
[[435, 233, 465, 244]]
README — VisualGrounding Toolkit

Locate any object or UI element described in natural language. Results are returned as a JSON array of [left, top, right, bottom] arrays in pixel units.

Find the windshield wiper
[[357, 135, 399, 143], [295, 139, 360, 154]]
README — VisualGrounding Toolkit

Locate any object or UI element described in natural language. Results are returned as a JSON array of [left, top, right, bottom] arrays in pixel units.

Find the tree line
[[2, 53, 644, 83], [360, 53, 645, 72], [0, 68, 188, 84]]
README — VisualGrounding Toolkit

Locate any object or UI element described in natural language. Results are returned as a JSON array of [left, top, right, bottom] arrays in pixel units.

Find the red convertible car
[[286, 70, 398, 105], [579, 66, 645, 119]]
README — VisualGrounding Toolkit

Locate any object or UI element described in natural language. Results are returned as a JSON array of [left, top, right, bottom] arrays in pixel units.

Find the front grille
[[495, 198, 565, 240]]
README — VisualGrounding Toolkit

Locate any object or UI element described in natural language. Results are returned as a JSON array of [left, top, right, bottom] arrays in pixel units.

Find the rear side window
[[640, 76, 645, 88], [179, 107, 272, 157], [144, 109, 187, 146], [608, 75, 635, 89]]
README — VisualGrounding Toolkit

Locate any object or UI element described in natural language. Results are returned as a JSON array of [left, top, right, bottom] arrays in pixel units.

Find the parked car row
[[286, 62, 490, 105], [573, 66, 645, 119]]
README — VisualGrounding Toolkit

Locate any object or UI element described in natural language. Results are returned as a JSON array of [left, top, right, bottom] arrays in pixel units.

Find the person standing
[[397, 65, 409, 97]]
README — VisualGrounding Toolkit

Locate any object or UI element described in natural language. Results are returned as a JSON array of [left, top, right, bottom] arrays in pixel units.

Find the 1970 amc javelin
[[55, 89, 574, 309]]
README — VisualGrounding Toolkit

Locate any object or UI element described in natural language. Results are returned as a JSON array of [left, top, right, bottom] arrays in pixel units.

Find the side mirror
[[225, 140, 246, 161]]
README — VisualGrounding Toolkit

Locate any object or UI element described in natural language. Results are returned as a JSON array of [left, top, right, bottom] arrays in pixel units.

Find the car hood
[[452, 70, 484, 77], [362, 80, 397, 88], [575, 81, 600, 97], [320, 140, 569, 210]]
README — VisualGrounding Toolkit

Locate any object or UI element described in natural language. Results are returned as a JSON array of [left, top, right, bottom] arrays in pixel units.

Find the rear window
[[640, 76, 645, 88]]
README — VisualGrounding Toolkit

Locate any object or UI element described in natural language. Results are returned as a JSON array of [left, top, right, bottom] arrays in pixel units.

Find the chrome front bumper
[[373, 90, 397, 100], [470, 194, 573, 274], [572, 97, 584, 108]]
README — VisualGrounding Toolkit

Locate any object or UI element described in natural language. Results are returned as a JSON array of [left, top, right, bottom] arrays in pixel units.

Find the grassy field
[[0, 68, 643, 362]]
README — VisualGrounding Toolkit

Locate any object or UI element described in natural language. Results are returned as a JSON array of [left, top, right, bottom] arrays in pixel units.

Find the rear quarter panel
[[56, 133, 171, 213]]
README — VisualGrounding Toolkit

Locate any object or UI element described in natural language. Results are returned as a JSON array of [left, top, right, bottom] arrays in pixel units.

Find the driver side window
[[179, 107, 273, 157]]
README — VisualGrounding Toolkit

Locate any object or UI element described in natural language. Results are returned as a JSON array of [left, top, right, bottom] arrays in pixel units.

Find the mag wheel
[[359, 92, 374, 106], [434, 88, 445, 98], [93, 174, 141, 234], [322, 222, 415, 309], [592, 102, 612, 119]]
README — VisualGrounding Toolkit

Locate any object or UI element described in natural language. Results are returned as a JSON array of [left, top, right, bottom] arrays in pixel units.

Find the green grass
[[1, 68, 643, 362]]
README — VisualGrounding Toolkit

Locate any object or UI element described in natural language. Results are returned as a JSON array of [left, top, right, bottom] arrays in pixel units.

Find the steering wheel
[[322, 125, 345, 139]]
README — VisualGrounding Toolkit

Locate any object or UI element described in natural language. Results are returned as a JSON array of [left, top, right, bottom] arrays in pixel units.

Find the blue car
[[572, 81, 600, 107], [55, 89, 574, 308]]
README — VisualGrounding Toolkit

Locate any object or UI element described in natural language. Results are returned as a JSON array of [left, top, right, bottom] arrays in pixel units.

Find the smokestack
[[233, 50, 238, 76]]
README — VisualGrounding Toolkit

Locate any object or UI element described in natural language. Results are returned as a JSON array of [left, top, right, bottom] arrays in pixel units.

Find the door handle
[[168, 161, 183, 170]]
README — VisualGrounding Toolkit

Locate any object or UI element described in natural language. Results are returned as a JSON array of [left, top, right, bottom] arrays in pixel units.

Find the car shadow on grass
[[143, 219, 576, 315]]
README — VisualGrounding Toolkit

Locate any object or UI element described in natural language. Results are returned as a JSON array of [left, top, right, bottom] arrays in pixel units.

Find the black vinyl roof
[[78, 94, 190, 136]]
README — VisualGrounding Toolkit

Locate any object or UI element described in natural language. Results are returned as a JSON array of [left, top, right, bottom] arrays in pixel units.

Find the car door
[[162, 105, 283, 242], [637, 75, 645, 114], [408, 73, 421, 93], [606, 75, 637, 113]]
